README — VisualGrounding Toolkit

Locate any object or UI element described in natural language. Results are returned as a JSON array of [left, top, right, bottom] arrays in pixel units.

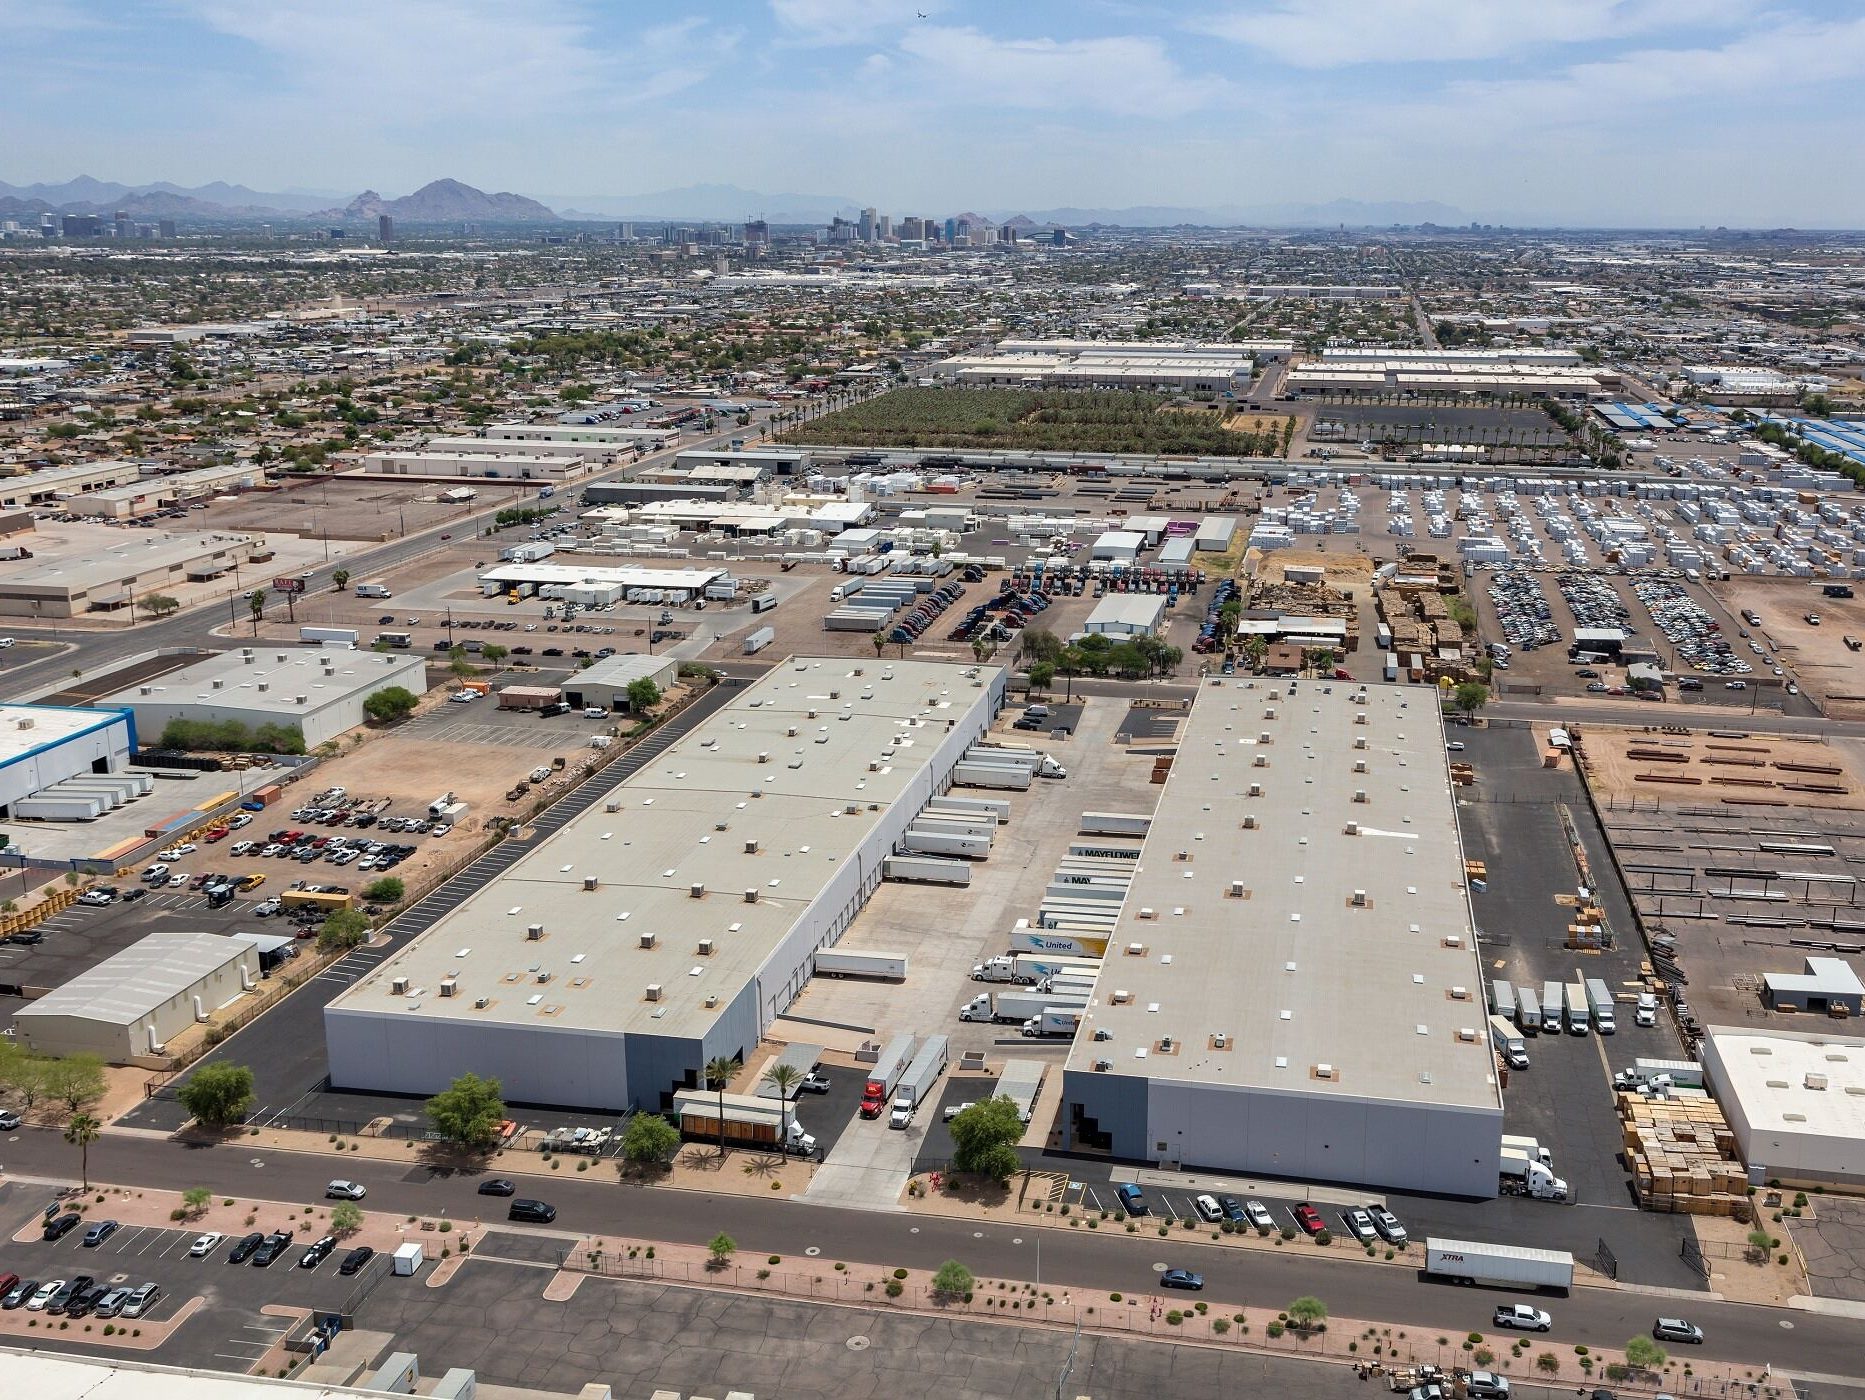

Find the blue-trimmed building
[[0, 705, 136, 819]]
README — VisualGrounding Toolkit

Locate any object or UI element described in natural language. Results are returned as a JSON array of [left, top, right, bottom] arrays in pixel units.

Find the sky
[[4, 0, 1864, 226]]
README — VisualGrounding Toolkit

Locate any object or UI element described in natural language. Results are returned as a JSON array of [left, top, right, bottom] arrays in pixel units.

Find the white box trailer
[[1080, 811, 1151, 837], [925, 795, 1011, 823], [1491, 980, 1517, 1022], [14, 795, 108, 821], [1010, 927, 1109, 958], [743, 625, 775, 654], [894, 1035, 950, 1108], [1489, 1014, 1528, 1069], [882, 854, 971, 886], [1586, 977, 1617, 1033], [910, 812, 999, 839], [1636, 1057, 1705, 1089], [393, 1242, 425, 1276], [900, 828, 992, 858], [1424, 1238, 1572, 1293], [960, 989, 1090, 1023], [814, 949, 908, 981], [1042, 879, 1128, 902], [1515, 986, 1541, 1038], [952, 762, 1032, 791], [1066, 841, 1143, 861]]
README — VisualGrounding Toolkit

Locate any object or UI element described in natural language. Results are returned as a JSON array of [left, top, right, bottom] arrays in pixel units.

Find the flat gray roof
[[100, 646, 427, 715], [1062, 679, 1501, 1110], [571, 653, 677, 690], [17, 931, 249, 1027], [328, 657, 1002, 1040], [0, 530, 257, 593]]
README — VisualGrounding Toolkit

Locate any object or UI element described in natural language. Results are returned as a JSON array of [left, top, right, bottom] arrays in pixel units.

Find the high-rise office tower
[[377, 214, 395, 244]]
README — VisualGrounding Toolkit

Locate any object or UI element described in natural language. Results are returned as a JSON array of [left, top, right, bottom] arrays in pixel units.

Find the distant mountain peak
[[330, 179, 556, 223]]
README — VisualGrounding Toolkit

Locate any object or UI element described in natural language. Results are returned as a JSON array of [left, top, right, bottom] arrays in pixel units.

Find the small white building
[[14, 931, 259, 1062], [1090, 530, 1144, 563], [1083, 594, 1167, 638], [1700, 1026, 1865, 1190], [559, 653, 679, 713], [0, 705, 135, 820]]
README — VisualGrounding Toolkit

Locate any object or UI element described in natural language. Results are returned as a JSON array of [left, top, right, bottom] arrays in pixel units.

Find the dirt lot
[[1579, 725, 1861, 811], [206, 475, 537, 542], [1711, 575, 1865, 715]]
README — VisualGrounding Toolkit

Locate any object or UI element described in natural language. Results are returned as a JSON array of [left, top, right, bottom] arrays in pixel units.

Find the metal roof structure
[[16, 931, 251, 1028]]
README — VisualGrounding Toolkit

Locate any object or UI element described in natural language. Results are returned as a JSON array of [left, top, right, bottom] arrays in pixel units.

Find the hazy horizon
[[5, 0, 1863, 227]]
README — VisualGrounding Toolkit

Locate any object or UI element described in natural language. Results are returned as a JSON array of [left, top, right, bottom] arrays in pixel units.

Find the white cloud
[[770, 0, 943, 46], [898, 26, 1232, 117], [1198, 0, 1757, 67]]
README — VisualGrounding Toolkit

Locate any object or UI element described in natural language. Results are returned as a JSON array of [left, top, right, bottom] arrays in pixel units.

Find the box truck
[[1424, 1238, 1573, 1293], [1514, 986, 1540, 1037], [1539, 981, 1564, 1034], [860, 1034, 917, 1118], [1491, 980, 1517, 1023], [1564, 981, 1590, 1035], [355, 582, 392, 599], [813, 949, 908, 981], [1021, 1008, 1081, 1038], [1586, 978, 1616, 1034], [1501, 1135, 1553, 1168], [1488, 1014, 1528, 1070]]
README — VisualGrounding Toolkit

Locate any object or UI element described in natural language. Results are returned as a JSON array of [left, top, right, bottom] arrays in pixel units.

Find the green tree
[[626, 677, 663, 714], [44, 1053, 106, 1114], [479, 643, 508, 671], [1287, 1295, 1328, 1330], [329, 1201, 364, 1235], [762, 1063, 803, 1154], [1027, 661, 1056, 692], [704, 1055, 737, 1152], [64, 1111, 101, 1188], [362, 877, 405, 903], [707, 1232, 736, 1267], [177, 1061, 256, 1128], [931, 1259, 974, 1300], [948, 1097, 1024, 1183], [316, 908, 373, 953], [5, 1051, 49, 1111], [330, 569, 352, 591], [362, 685, 419, 723], [1624, 1335, 1666, 1370], [1309, 648, 1337, 673], [1241, 635, 1268, 669], [140, 594, 181, 620], [622, 1111, 681, 1165], [1453, 681, 1490, 717], [1020, 628, 1065, 665], [246, 588, 269, 634], [425, 1071, 507, 1150], [182, 1186, 213, 1217]]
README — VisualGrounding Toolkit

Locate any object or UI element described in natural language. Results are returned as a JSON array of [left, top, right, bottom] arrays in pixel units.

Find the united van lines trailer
[[813, 949, 908, 981], [952, 762, 1032, 792], [1080, 812, 1151, 837], [882, 855, 971, 886], [1009, 926, 1109, 958], [1425, 1238, 1573, 1293], [1023, 1008, 1081, 1038], [899, 828, 992, 858], [1018, 953, 1101, 983]]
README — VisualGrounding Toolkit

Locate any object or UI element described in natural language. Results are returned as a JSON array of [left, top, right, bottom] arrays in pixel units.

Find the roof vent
[[439, 978, 457, 998], [744, 838, 759, 854], [582, 875, 599, 891], [1344, 821, 1360, 836], [698, 937, 714, 956], [639, 931, 657, 949], [391, 976, 409, 995], [745, 887, 759, 903], [1242, 813, 1258, 829], [1353, 789, 1368, 803], [757, 751, 770, 764], [690, 882, 706, 899], [1353, 759, 1366, 773], [1456, 1027, 1479, 1042], [1248, 783, 1263, 798], [1351, 889, 1367, 907], [526, 922, 543, 941], [645, 983, 662, 1002], [1805, 1072, 1829, 1090], [1354, 735, 1368, 749], [1253, 754, 1268, 768], [1314, 1063, 1336, 1080]]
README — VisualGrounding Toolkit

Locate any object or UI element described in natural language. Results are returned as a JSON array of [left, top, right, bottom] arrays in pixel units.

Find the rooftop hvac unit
[[868, 761, 880, 772], [689, 882, 706, 899], [645, 983, 662, 1002], [1258, 731, 1271, 744], [1351, 889, 1367, 907], [1093, 1059, 1112, 1072], [1160, 1036, 1174, 1052], [526, 923, 544, 941], [439, 978, 457, 998], [275, 653, 286, 663], [1111, 989, 1133, 1003], [257, 682, 269, 693], [744, 887, 759, 903], [1242, 813, 1258, 829], [1125, 942, 1145, 956], [697, 938, 714, 956], [744, 839, 758, 854], [1441, 934, 1464, 948], [391, 976, 409, 995], [1456, 1027, 1479, 1042], [295, 695, 307, 705], [1450, 986, 1470, 999], [829, 689, 840, 699], [535, 971, 551, 984], [1248, 782, 1263, 797], [704, 994, 719, 1009], [1136, 907, 1156, 920], [786, 727, 798, 738], [844, 803, 859, 815], [638, 931, 657, 949], [1229, 879, 1247, 897], [1253, 754, 1268, 767], [749, 790, 762, 799], [474, 997, 489, 1009], [242, 648, 254, 657], [1354, 712, 1367, 725], [1354, 736, 1368, 749], [807, 709, 817, 719], [1315, 1063, 1336, 1079], [583, 875, 598, 891], [757, 751, 770, 764], [140, 685, 154, 696], [607, 800, 623, 813], [1344, 821, 1360, 836], [1214, 1033, 1228, 1048], [1353, 759, 1367, 773], [212, 679, 224, 690], [1264, 708, 1277, 720], [1094, 1027, 1113, 1041]]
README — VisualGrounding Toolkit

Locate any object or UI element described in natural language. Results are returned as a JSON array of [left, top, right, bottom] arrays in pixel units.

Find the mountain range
[[0, 175, 1469, 230]]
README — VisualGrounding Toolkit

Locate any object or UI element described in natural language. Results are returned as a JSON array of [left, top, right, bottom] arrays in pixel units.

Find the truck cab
[[888, 1096, 913, 1129]]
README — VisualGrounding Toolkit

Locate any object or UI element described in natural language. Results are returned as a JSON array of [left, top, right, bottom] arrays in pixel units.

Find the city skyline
[[3, 0, 1864, 227]]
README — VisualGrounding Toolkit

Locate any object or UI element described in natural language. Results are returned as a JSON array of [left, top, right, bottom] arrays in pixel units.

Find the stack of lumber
[[1622, 1095, 1747, 1215]]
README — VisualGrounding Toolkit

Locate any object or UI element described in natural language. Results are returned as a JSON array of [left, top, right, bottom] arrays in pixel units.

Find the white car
[[167, 873, 189, 887], [229, 813, 253, 828], [1445, 741, 1466, 752], [78, 889, 115, 906], [1340, 1205, 1378, 1242], [942, 1102, 976, 1122], [430, 823, 452, 838], [325, 1179, 367, 1200], [188, 1231, 224, 1257], [27, 1279, 63, 1311], [1493, 1303, 1552, 1331], [229, 841, 255, 856], [448, 690, 477, 703], [1193, 1193, 1224, 1222], [1244, 1199, 1274, 1230]]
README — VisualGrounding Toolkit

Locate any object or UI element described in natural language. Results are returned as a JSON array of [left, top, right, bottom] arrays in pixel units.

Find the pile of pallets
[[1450, 761, 1477, 787], [1464, 858, 1487, 881], [1622, 1095, 1746, 1215]]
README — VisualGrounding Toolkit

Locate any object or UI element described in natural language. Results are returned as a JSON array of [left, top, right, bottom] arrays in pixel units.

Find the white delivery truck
[[1539, 981, 1564, 1034], [1635, 991, 1659, 1027], [1586, 978, 1616, 1033], [1564, 981, 1590, 1035], [1514, 986, 1541, 1038], [355, 582, 392, 599], [1424, 1238, 1574, 1293], [959, 989, 1088, 1024], [1488, 1014, 1529, 1070], [1021, 1008, 1081, 1038], [889, 1035, 949, 1128]]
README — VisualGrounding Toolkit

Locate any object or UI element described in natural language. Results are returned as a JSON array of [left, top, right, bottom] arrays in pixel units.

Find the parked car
[[42, 1212, 80, 1241], [92, 1286, 134, 1319], [120, 1282, 161, 1319], [80, 1219, 119, 1248], [1217, 1195, 1247, 1224], [189, 1231, 224, 1258], [1294, 1203, 1326, 1236], [26, 1279, 64, 1311], [325, 1180, 367, 1200], [477, 1179, 516, 1197], [338, 1246, 376, 1276], [250, 1232, 293, 1267], [0, 1109, 21, 1130], [508, 1199, 557, 1224], [299, 1235, 337, 1269], [1244, 1199, 1274, 1231], [1115, 1183, 1148, 1217], [227, 1232, 265, 1264], [0, 1277, 35, 1310], [1493, 1304, 1552, 1332], [1652, 1317, 1703, 1344], [1367, 1204, 1408, 1245], [1193, 1193, 1224, 1223], [1160, 1268, 1204, 1291], [1340, 1206, 1377, 1243]]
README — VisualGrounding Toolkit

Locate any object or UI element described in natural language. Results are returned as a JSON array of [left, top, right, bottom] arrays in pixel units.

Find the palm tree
[[704, 1055, 737, 1154], [65, 1112, 100, 1189], [762, 1063, 803, 1155], [246, 587, 269, 635]]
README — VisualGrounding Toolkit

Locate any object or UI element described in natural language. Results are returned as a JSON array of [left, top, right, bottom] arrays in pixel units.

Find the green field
[[781, 387, 1287, 457]]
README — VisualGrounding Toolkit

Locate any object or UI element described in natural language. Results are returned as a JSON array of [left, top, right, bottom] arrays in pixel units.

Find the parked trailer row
[[1009, 926, 1109, 958], [899, 827, 992, 858], [891, 1035, 950, 1126], [860, 1034, 918, 1117], [882, 854, 972, 886]]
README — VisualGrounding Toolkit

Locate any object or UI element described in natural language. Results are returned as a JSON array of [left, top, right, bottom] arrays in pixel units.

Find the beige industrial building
[[0, 529, 264, 618], [358, 449, 594, 483], [1700, 1025, 1865, 1190], [63, 463, 267, 519], [0, 459, 145, 509], [14, 931, 259, 1062], [557, 653, 678, 712]]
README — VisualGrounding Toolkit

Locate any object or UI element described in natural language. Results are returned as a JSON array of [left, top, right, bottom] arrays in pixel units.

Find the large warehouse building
[[0, 705, 136, 819], [1059, 679, 1503, 1197], [100, 647, 428, 750], [325, 657, 1007, 1111], [1700, 1025, 1865, 1190]]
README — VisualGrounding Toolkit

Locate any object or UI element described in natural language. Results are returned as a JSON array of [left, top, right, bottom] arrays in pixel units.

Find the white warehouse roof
[[16, 931, 251, 1028]]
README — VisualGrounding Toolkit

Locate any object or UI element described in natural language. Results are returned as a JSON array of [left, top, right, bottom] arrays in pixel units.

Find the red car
[[1294, 1203, 1326, 1236], [203, 827, 229, 843]]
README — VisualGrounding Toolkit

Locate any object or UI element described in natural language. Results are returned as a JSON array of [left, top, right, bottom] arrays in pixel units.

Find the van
[[1025, 705, 1050, 720], [508, 1199, 556, 1224]]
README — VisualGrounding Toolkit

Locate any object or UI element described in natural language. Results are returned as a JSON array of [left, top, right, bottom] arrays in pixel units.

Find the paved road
[[119, 675, 747, 1131], [0, 1127, 1853, 1380], [1488, 697, 1835, 734]]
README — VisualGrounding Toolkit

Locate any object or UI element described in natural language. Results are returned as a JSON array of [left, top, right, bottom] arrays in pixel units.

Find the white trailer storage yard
[[1424, 1238, 1573, 1293]]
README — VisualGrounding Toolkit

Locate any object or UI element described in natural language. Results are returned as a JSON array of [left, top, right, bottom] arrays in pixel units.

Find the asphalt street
[[0, 1126, 1853, 1380]]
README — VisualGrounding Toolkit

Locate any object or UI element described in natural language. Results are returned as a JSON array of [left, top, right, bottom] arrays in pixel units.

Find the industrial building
[[558, 653, 678, 712], [1761, 956, 1865, 1015], [1284, 360, 1606, 399], [1700, 1026, 1865, 1190], [62, 463, 267, 519], [13, 930, 259, 1062], [358, 449, 594, 483], [0, 705, 137, 819], [324, 658, 1007, 1112], [0, 459, 144, 509], [1082, 594, 1167, 638], [485, 420, 680, 450], [0, 530, 263, 618], [994, 337, 1294, 363], [1059, 679, 1503, 1197], [474, 561, 730, 604], [99, 647, 428, 750]]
